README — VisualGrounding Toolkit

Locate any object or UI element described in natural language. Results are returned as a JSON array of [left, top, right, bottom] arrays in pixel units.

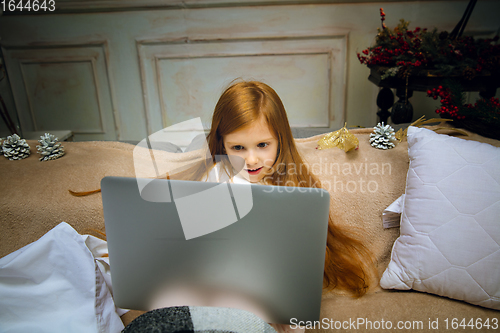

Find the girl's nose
[[245, 151, 258, 165]]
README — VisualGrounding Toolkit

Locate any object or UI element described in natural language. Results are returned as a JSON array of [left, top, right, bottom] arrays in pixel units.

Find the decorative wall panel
[[138, 36, 347, 141], [2, 42, 118, 141]]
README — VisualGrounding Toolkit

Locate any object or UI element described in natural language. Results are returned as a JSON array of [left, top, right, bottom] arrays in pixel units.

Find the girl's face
[[223, 116, 279, 183]]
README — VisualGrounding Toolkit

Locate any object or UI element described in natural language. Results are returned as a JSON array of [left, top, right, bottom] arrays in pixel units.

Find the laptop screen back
[[101, 176, 330, 324]]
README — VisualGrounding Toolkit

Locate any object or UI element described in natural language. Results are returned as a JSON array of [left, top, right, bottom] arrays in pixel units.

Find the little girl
[[73, 80, 375, 331], [171, 80, 374, 332], [173, 80, 374, 296]]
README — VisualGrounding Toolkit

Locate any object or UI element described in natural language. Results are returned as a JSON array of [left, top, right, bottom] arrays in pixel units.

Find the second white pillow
[[380, 126, 500, 310]]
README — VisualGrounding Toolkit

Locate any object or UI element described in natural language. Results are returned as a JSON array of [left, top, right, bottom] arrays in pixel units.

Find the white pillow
[[380, 126, 500, 310], [0, 222, 125, 332]]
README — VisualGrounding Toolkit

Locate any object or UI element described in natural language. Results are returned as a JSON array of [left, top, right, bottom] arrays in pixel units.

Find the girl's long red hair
[[178, 80, 375, 296]]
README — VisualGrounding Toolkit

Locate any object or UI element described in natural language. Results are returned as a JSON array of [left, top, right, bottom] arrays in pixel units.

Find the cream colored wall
[[1, 1, 499, 141]]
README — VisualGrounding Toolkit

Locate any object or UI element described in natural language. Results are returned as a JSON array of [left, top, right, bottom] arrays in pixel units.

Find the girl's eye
[[257, 142, 269, 148], [232, 145, 244, 151]]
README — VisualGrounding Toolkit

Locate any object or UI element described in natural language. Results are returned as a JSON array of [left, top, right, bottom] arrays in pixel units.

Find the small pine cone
[[37, 133, 65, 161], [462, 67, 476, 80], [370, 122, 397, 149], [397, 66, 412, 79], [2, 134, 31, 160]]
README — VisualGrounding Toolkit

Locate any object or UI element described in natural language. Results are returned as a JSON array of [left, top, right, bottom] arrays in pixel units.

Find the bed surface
[[1, 127, 499, 331]]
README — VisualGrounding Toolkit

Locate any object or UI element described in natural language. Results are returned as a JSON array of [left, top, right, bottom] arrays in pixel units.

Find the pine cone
[[462, 67, 476, 80], [2, 134, 31, 160], [370, 122, 397, 149], [397, 66, 412, 79], [37, 133, 65, 161]]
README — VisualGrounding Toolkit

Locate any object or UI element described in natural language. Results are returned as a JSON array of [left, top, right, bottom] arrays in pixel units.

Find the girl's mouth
[[246, 167, 263, 175]]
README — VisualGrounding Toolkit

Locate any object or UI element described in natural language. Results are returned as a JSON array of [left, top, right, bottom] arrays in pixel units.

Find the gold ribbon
[[317, 123, 359, 152]]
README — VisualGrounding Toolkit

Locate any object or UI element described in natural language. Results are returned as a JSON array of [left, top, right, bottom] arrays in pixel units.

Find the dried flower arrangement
[[427, 80, 500, 139], [358, 7, 500, 139], [357, 8, 500, 80]]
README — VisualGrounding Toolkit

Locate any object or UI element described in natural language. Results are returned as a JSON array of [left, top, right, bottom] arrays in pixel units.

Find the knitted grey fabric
[[122, 307, 194, 333], [122, 306, 277, 333], [189, 307, 276, 333]]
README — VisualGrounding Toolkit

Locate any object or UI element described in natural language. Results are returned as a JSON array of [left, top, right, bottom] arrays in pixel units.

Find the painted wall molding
[[137, 34, 347, 141], [2, 41, 120, 140]]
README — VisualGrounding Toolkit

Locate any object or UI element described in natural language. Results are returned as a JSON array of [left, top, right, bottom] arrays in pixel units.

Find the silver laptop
[[101, 176, 330, 324]]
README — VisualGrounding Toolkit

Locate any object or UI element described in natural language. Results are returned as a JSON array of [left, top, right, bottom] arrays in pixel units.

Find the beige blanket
[[1, 128, 498, 331]]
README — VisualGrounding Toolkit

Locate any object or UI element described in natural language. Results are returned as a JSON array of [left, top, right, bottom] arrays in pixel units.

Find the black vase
[[391, 101, 413, 124]]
